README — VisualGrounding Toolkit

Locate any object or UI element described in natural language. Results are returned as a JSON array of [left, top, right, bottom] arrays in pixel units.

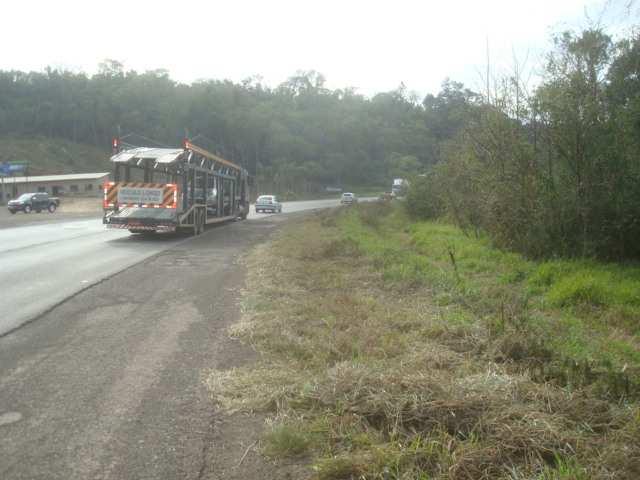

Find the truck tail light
[[103, 182, 115, 208]]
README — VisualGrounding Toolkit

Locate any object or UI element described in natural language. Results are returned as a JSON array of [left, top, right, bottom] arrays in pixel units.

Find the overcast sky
[[0, 0, 634, 96]]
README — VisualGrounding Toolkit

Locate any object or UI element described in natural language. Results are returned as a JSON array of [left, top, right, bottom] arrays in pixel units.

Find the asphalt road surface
[[0, 215, 286, 480], [0, 198, 344, 336], [0, 213, 292, 480]]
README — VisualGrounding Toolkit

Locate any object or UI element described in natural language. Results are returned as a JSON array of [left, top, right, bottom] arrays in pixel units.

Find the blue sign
[[0, 163, 27, 175]]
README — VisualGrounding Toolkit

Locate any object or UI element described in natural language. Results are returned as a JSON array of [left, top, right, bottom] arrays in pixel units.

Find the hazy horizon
[[1, 0, 636, 97]]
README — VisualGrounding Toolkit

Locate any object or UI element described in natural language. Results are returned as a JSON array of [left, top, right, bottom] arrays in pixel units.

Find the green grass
[[263, 424, 313, 458], [0, 135, 110, 175], [530, 260, 640, 309], [536, 455, 589, 480], [333, 204, 640, 396]]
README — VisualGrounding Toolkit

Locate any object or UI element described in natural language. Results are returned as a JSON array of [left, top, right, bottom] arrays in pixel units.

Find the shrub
[[263, 424, 311, 458], [405, 172, 443, 220]]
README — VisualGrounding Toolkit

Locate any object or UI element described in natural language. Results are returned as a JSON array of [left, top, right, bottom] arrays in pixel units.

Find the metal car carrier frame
[[103, 138, 249, 235]]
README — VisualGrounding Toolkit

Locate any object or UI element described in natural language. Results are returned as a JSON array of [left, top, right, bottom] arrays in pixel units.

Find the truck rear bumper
[[106, 223, 176, 232], [104, 207, 179, 232]]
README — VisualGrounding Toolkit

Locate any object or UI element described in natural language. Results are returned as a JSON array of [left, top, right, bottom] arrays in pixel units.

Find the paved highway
[[0, 198, 345, 336], [0, 213, 294, 479]]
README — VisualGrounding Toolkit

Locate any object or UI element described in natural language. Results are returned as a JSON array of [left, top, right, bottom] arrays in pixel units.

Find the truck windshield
[[17, 194, 33, 201]]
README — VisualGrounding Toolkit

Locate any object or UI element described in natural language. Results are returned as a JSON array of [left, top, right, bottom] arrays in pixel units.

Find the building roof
[[0, 172, 110, 183]]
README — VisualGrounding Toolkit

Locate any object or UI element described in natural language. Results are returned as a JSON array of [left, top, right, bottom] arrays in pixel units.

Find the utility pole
[[0, 162, 6, 204]]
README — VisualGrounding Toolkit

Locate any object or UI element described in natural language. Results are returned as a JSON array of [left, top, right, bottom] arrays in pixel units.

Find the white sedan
[[255, 195, 283, 213], [340, 192, 358, 205]]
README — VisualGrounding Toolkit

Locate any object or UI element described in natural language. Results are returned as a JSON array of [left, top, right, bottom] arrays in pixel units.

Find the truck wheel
[[48, 204, 57, 213], [24, 205, 32, 214], [9, 210, 16, 215]]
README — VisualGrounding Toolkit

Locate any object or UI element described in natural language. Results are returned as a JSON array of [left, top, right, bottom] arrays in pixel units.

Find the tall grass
[[338, 204, 640, 396]]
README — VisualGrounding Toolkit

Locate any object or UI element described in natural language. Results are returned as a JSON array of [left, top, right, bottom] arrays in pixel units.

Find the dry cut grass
[[206, 208, 640, 479]]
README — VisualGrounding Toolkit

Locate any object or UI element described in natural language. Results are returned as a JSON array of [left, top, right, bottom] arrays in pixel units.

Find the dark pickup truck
[[7, 193, 60, 214]]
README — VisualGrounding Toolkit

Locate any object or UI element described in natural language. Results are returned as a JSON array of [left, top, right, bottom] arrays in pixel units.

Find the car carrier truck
[[103, 138, 249, 235]]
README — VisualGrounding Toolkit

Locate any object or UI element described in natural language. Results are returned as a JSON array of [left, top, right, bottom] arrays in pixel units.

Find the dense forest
[[0, 62, 468, 192]]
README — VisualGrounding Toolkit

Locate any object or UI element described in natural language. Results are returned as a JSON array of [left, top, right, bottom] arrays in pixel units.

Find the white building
[[0, 172, 110, 202]]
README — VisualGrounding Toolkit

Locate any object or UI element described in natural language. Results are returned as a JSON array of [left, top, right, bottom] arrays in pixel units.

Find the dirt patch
[[205, 412, 312, 480]]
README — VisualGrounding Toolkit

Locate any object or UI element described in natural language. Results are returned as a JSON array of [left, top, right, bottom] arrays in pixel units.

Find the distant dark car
[[7, 193, 60, 214]]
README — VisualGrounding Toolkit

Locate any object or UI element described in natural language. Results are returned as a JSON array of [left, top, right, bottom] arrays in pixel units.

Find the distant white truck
[[391, 178, 409, 197]]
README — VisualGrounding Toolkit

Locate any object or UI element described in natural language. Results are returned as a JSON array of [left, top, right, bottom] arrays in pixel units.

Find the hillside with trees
[[0, 63, 467, 191], [0, 136, 109, 175]]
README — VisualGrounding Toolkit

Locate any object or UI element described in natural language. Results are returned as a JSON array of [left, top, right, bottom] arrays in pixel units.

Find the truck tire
[[9, 210, 16, 214], [24, 205, 32, 214], [48, 203, 57, 213]]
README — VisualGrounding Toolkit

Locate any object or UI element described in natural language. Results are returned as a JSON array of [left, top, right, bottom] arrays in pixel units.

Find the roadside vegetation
[[407, 28, 640, 262], [207, 203, 640, 479]]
